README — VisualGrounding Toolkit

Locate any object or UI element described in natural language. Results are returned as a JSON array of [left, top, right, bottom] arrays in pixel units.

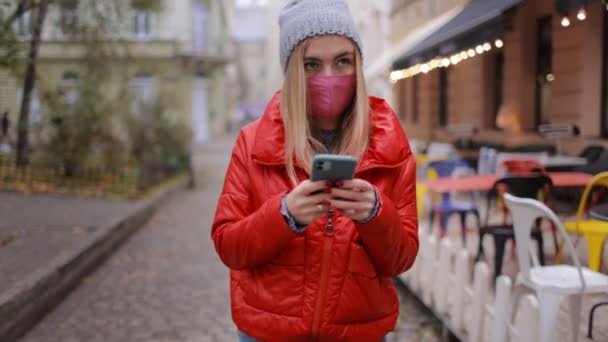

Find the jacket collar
[[251, 92, 411, 172]]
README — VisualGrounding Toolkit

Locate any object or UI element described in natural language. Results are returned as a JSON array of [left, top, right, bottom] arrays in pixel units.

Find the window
[[58, 1, 79, 38], [131, 72, 156, 115], [493, 50, 505, 129], [0, 78, 10, 113], [14, 10, 32, 38], [425, 0, 435, 17], [535, 16, 553, 128], [236, 0, 252, 7], [58, 71, 80, 105], [398, 80, 406, 121], [236, 0, 268, 8], [412, 75, 419, 124], [0, 3, 8, 20], [192, 2, 209, 53], [17, 88, 42, 125], [130, 10, 152, 39], [602, 9, 608, 138], [439, 68, 448, 127]]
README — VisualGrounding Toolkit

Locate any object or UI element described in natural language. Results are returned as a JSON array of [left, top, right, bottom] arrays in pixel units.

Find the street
[[20, 136, 439, 342]]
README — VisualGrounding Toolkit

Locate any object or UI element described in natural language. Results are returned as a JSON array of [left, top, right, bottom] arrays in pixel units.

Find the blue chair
[[425, 159, 481, 245]]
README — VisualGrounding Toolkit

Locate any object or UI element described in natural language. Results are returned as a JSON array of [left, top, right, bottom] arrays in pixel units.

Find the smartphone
[[310, 154, 357, 182]]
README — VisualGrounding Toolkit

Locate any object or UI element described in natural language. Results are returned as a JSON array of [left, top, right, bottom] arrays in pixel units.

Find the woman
[[211, 1, 418, 341]]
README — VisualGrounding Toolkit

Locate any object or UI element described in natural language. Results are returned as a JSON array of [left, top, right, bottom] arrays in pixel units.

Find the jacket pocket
[[331, 243, 397, 324], [242, 237, 305, 317]]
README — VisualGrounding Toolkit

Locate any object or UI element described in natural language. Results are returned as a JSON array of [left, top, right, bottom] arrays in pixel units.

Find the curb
[[0, 174, 190, 342]]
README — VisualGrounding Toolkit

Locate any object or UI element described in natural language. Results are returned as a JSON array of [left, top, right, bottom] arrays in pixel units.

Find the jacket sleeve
[[356, 155, 419, 277], [211, 131, 298, 270]]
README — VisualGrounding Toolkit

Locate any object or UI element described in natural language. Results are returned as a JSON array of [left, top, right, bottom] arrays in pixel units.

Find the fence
[[0, 155, 186, 199], [399, 232, 541, 342]]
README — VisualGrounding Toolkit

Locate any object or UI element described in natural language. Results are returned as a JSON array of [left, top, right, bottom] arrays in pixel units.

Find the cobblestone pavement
[[21, 136, 440, 342]]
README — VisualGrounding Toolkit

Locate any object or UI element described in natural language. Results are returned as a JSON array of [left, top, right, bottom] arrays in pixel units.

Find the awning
[[392, 0, 523, 71], [364, 6, 464, 79]]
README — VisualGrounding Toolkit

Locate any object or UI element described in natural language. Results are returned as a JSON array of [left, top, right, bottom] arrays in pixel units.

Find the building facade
[[263, 0, 286, 101], [233, 0, 271, 124], [0, 0, 235, 146], [346, 0, 394, 102], [390, 0, 608, 154]]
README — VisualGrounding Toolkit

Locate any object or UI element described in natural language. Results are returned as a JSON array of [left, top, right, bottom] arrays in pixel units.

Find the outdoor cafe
[[387, 0, 608, 340], [408, 134, 608, 342]]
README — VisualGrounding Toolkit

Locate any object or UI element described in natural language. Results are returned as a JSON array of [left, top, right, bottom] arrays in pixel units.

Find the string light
[[389, 40, 505, 81], [577, 8, 586, 21], [394, 72, 402, 81], [561, 16, 570, 27]]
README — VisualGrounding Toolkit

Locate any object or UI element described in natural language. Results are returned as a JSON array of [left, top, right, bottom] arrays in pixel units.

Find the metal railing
[[0, 155, 185, 199]]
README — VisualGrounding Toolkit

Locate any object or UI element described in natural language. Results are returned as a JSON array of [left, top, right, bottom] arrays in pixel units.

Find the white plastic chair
[[503, 193, 608, 342], [488, 275, 541, 342]]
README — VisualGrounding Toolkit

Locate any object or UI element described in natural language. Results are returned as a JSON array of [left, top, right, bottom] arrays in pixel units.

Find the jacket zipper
[[312, 209, 335, 338]]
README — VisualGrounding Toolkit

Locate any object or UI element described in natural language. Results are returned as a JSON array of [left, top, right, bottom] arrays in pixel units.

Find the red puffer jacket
[[212, 93, 418, 342]]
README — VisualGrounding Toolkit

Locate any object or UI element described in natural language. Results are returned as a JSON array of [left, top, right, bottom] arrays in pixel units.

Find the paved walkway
[[0, 193, 137, 294], [20, 136, 442, 342]]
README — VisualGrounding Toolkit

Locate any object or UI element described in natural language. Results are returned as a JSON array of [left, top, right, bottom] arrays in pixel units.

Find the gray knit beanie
[[279, 0, 363, 71]]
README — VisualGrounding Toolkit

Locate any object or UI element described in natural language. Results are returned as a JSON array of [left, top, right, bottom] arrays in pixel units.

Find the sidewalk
[[0, 175, 187, 342], [0, 193, 136, 293]]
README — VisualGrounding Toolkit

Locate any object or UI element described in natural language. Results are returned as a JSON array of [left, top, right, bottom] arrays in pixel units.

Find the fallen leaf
[[0, 233, 16, 247]]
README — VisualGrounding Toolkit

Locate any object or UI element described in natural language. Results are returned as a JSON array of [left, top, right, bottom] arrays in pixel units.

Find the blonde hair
[[280, 40, 370, 186]]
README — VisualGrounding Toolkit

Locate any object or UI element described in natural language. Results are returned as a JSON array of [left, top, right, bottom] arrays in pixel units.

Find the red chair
[[501, 159, 546, 175]]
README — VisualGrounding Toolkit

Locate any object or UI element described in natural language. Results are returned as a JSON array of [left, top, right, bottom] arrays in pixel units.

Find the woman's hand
[[285, 180, 332, 225], [329, 179, 376, 222]]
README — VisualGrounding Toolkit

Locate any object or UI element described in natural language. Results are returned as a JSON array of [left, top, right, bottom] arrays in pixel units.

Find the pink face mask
[[306, 74, 356, 119]]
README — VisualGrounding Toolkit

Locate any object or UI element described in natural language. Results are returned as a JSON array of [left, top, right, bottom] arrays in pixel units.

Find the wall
[[563, 2, 605, 152], [389, 0, 470, 138], [500, 0, 606, 153], [395, 70, 440, 141], [391, 0, 608, 152], [389, 0, 469, 46], [263, 0, 286, 100], [235, 41, 267, 104]]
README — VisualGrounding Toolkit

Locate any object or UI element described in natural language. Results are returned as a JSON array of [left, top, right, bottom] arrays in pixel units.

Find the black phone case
[[310, 154, 357, 182]]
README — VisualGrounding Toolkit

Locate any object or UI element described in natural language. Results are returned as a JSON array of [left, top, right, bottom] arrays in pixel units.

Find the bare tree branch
[[16, 0, 49, 167], [2, 0, 39, 27]]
